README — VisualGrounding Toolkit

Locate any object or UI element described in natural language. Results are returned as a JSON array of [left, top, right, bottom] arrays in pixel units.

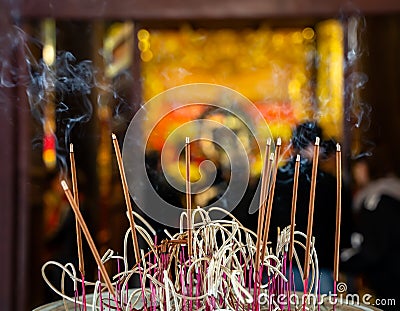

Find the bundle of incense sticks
[[41, 136, 345, 311]]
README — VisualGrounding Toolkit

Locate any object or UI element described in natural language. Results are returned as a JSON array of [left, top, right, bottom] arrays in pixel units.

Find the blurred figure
[[342, 145, 400, 308], [196, 106, 259, 223], [271, 121, 353, 293]]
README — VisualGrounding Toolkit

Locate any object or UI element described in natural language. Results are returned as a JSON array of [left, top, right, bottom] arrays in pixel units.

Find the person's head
[[291, 121, 322, 160], [292, 121, 322, 150]]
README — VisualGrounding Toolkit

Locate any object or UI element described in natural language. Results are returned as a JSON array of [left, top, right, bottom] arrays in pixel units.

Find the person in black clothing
[[270, 121, 352, 293]]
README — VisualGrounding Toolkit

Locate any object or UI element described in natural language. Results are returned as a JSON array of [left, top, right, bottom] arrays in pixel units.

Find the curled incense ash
[[42, 201, 325, 310], [41, 139, 342, 311]]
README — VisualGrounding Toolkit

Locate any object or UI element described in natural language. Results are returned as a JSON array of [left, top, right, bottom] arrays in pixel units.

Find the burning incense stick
[[112, 133, 140, 264], [69, 143, 85, 276], [61, 180, 116, 298], [253, 142, 273, 309], [334, 143, 342, 282], [289, 154, 301, 261], [185, 137, 193, 258], [256, 152, 274, 269], [261, 137, 282, 260], [255, 138, 272, 269], [303, 137, 320, 281]]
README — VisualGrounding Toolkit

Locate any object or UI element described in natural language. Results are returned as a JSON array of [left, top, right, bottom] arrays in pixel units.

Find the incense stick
[[289, 154, 301, 261], [111, 133, 140, 264], [303, 137, 320, 281], [185, 137, 192, 258], [70, 144, 85, 276], [61, 180, 116, 298], [261, 137, 282, 260], [334, 143, 342, 282], [256, 152, 274, 268], [185, 137, 194, 311], [253, 140, 272, 309], [255, 138, 272, 270]]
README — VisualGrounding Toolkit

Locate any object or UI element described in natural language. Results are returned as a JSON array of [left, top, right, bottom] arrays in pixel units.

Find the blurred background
[[1, 0, 400, 310]]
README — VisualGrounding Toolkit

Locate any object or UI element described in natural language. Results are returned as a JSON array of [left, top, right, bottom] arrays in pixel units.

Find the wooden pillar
[[0, 11, 31, 311]]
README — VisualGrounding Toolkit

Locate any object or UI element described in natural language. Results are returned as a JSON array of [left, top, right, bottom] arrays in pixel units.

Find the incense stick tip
[[336, 143, 341, 152], [111, 133, 117, 140], [296, 154, 300, 162], [269, 153, 275, 160], [185, 136, 190, 144], [315, 137, 320, 145], [69, 143, 73, 153], [277, 137, 282, 146], [61, 180, 69, 191]]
